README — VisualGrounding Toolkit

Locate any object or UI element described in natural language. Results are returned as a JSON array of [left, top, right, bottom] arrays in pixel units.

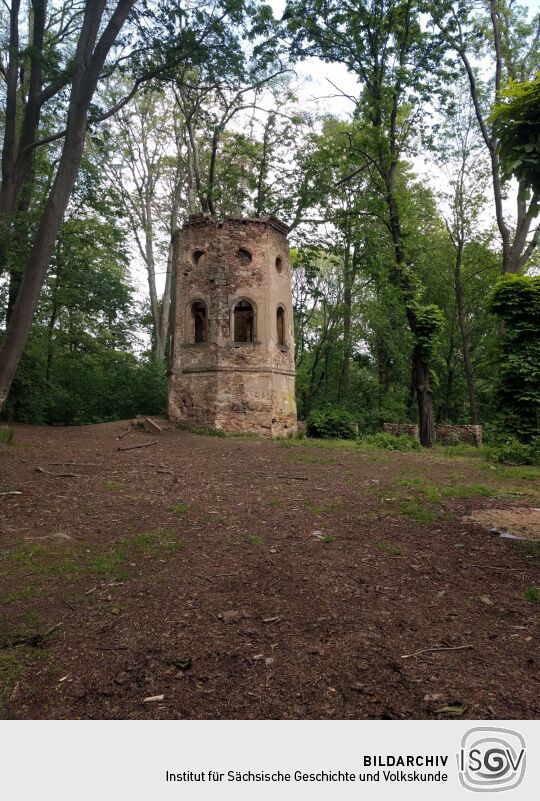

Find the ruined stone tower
[[167, 215, 297, 436]]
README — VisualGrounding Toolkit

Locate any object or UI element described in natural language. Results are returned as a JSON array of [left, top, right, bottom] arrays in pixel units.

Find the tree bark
[[412, 342, 435, 448], [0, 0, 135, 411], [387, 182, 436, 447], [454, 243, 478, 424]]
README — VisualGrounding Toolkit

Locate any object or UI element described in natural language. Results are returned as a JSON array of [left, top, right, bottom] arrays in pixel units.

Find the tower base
[[168, 368, 297, 437]]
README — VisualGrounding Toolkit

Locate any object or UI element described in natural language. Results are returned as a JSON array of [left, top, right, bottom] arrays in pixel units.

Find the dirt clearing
[[1, 422, 539, 719]]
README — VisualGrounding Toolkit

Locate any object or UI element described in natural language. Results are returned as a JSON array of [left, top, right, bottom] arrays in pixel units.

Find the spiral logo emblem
[[458, 728, 526, 792]]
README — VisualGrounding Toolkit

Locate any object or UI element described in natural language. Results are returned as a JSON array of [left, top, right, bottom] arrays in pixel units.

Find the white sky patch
[[127, 0, 540, 305]]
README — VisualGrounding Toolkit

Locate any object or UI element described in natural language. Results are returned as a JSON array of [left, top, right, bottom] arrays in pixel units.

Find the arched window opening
[[275, 256, 283, 273], [234, 300, 254, 343], [276, 306, 285, 347], [192, 249, 204, 266], [191, 301, 207, 343], [237, 248, 252, 266]]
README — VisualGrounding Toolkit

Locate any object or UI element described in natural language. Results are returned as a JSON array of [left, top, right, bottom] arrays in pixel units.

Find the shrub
[[306, 408, 357, 440], [490, 435, 540, 466], [0, 427, 14, 444], [358, 432, 422, 452]]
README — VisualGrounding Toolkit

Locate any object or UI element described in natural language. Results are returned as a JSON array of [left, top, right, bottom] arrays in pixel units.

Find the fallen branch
[[157, 469, 175, 476], [117, 441, 158, 452], [270, 475, 309, 481], [35, 467, 84, 478], [401, 644, 473, 659], [0, 491, 22, 496], [0, 622, 62, 649], [48, 462, 101, 467], [467, 564, 524, 572], [117, 424, 134, 440]]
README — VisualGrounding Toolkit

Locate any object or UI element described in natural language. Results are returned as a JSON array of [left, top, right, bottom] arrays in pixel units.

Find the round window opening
[[192, 249, 204, 266], [275, 256, 283, 273]]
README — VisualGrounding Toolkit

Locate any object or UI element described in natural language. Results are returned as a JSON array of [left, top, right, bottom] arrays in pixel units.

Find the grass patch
[[278, 437, 357, 452], [321, 534, 335, 544], [523, 586, 540, 603], [267, 498, 282, 507], [0, 651, 22, 719], [248, 535, 264, 545], [302, 501, 340, 514], [496, 486, 535, 499], [49, 557, 80, 577], [198, 513, 225, 524], [171, 503, 188, 515], [1, 545, 79, 578], [176, 421, 226, 437], [128, 528, 184, 555], [481, 463, 540, 481], [91, 551, 126, 577], [287, 452, 334, 464], [358, 433, 421, 452], [375, 541, 402, 555], [441, 483, 496, 499], [397, 478, 499, 502], [5, 545, 46, 567], [436, 444, 488, 459], [0, 426, 14, 444], [103, 480, 125, 491], [399, 502, 438, 523], [0, 588, 36, 605], [511, 540, 540, 558]]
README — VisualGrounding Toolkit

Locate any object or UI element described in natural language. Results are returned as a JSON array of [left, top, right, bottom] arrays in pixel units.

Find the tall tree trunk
[[454, 246, 478, 424], [387, 186, 436, 447], [340, 242, 353, 402], [437, 6, 540, 275], [0, 0, 135, 411]]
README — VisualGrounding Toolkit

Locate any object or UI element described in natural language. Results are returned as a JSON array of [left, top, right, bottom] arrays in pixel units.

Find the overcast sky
[[129, 0, 540, 304]]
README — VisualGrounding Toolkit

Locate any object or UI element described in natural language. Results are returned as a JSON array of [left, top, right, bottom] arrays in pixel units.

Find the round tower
[[168, 215, 297, 436]]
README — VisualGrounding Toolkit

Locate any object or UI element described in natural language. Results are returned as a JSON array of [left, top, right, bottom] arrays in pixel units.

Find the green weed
[[523, 586, 540, 603], [91, 551, 126, 576], [176, 422, 226, 437], [287, 452, 333, 464], [399, 502, 438, 523], [375, 541, 402, 556], [103, 481, 125, 491]]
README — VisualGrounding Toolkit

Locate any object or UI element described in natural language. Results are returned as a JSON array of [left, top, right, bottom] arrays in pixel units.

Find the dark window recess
[[277, 307, 285, 346], [191, 301, 207, 343], [275, 256, 283, 273], [234, 301, 254, 342], [192, 249, 204, 266], [237, 248, 252, 266]]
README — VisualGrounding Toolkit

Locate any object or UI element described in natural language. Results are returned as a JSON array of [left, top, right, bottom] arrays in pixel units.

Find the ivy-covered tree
[[287, 0, 445, 445], [488, 274, 540, 442], [491, 73, 540, 195]]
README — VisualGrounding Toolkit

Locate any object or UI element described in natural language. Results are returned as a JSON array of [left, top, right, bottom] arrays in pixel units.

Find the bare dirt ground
[[1, 421, 539, 720]]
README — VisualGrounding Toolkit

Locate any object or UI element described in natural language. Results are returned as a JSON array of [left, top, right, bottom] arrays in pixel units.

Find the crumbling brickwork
[[383, 422, 483, 447], [168, 215, 297, 436], [435, 425, 483, 447], [383, 423, 419, 438]]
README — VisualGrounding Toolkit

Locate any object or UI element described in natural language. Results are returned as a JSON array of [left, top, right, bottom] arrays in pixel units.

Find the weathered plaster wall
[[168, 216, 297, 436]]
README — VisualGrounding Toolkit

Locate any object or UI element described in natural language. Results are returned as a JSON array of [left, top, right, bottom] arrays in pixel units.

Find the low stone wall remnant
[[382, 422, 483, 447], [383, 423, 419, 439], [435, 424, 482, 447]]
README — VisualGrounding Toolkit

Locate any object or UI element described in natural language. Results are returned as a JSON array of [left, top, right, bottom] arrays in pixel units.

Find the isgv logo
[[458, 727, 526, 792]]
